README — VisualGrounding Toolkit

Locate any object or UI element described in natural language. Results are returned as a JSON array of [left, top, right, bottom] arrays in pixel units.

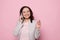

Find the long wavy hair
[[19, 6, 34, 23]]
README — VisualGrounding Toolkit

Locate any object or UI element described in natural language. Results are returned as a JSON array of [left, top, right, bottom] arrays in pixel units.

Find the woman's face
[[22, 8, 30, 19]]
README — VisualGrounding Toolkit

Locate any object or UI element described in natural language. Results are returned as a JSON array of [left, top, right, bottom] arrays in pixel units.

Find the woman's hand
[[36, 20, 41, 29], [19, 15, 23, 22]]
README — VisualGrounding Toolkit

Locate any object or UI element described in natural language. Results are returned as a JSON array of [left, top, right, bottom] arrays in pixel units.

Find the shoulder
[[16, 19, 22, 25], [32, 20, 37, 24]]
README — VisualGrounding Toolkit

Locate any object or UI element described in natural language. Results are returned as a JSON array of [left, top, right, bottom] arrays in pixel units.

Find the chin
[[25, 18, 28, 19]]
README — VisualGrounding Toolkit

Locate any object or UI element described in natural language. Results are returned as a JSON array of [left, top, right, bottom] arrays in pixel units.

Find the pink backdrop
[[0, 0, 60, 40]]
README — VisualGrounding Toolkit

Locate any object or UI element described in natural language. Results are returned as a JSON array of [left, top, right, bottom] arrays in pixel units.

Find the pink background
[[0, 0, 60, 40]]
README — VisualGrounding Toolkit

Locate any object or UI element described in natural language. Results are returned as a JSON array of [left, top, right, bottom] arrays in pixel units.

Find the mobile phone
[[20, 14, 24, 20], [20, 14, 24, 23]]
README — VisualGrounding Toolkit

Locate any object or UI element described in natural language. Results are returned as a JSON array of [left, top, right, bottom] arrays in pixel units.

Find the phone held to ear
[[19, 15, 24, 22], [21, 15, 24, 20]]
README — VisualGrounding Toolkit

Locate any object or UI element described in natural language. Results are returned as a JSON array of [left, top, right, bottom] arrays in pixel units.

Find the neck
[[24, 18, 30, 22]]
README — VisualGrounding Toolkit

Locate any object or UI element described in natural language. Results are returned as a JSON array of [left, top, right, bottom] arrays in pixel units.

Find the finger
[[37, 21, 40, 25]]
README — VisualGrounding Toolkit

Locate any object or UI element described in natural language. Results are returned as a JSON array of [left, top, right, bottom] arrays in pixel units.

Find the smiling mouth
[[25, 14, 29, 16]]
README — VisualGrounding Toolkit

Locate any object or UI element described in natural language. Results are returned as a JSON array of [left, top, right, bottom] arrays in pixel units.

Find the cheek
[[29, 13, 30, 17], [23, 13, 25, 16], [28, 12, 30, 16], [27, 13, 30, 17]]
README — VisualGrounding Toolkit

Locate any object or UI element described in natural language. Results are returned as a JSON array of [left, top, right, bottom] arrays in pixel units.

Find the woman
[[13, 6, 41, 40]]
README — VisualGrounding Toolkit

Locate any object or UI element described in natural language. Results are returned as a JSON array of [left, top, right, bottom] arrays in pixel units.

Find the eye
[[27, 10, 30, 12], [22, 11, 25, 13]]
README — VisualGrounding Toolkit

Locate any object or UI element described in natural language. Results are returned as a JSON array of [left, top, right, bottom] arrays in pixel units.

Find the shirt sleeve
[[34, 21, 40, 39], [13, 20, 22, 37]]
